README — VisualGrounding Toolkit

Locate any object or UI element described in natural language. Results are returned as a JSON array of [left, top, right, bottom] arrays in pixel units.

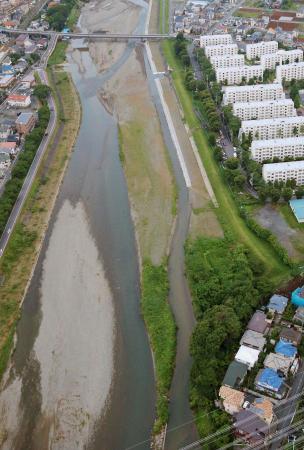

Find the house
[[15, 34, 29, 47], [247, 311, 269, 335], [294, 306, 304, 323], [264, 352, 293, 376], [280, 327, 302, 347], [275, 339, 297, 359], [235, 345, 260, 369], [233, 410, 269, 445], [249, 398, 274, 425], [223, 361, 248, 389], [0, 123, 11, 141], [291, 286, 304, 307], [15, 112, 35, 135], [219, 386, 245, 415], [267, 295, 288, 315], [0, 74, 15, 88], [0, 152, 10, 169], [0, 141, 17, 154], [1, 63, 14, 75], [7, 94, 31, 108], [240, 330, 266, 352], [21, 73, 35, 89], [14, 60, 28, 74], [255, 368, 285, 399]]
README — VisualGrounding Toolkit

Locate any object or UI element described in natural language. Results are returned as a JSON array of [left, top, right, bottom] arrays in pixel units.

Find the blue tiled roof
[[256, 368, 283, 391], [268, 295, 288, 314], [275, 340, 297, 358]]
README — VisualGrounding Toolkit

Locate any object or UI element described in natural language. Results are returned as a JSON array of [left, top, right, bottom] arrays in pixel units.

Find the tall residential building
[[262, 160, 304, 185], [205, 44, 238, 58], [222, 83, 285, 105], [200, 34, 233, 48], [239, 116, 304, 141], [251, 137, 304, 163], [276, 62, 304, 82], [260, 49, 303, 70], [246, 41, 278, 60], [216, 65, 263, 85], [210, 54, 245, 69], [232, 99, 296, 121]]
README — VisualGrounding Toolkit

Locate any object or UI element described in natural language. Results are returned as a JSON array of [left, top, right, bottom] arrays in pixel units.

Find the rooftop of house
[[279, 327, 302, 346], [247, 311, 268, 335], [256, 368, 284, 391], [275, 339, 297, 358], [219, 386, 245, 408], [235, 345, 260, 367], [223, 361, 248, 389], [7, 93, 30, 101], [250, 397, 273, 423], [15, 112, 34, 125], [234, 410, 269, 441], [264, 352, 293, 373], [240, 330, 266, 351], [267, 294, 288, 314]]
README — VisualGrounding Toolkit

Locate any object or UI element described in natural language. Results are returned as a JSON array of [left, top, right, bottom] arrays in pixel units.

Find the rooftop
[[235, 345, 260, 367], [241, 116, 304, 128], [275, 340, 297, 358], [16, 112, 34, 125], [256, 368, 284, 391], [250, 397, 273, 423], [252, 136, 304, 150], [223, 83, 283, 93], [247, 311, 268, 335], [219, 386, 245, 408], [234, 410, 269, 440], [240, 330, 266, 351], [263, 160, 304, 173], [223, 361, 248, 388], [264, 352, 293, 373], [233, 98, 294, 109], [267, 294, 288, 314], [279, 327, 302, 346]]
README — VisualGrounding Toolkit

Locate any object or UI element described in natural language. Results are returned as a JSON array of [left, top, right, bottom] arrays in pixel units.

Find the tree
[[234, 174, 246, 189], [33, 84, 51, 102], [270, 188, 281, 203], [282, 187, 293, 202], [295, 187, 304, 199], [225, 157, 239, 170]]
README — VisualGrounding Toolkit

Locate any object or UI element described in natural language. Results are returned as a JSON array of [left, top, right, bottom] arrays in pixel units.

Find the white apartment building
[[210, 54, 245, 69], [246, 41, 278, 60], [205, 44, 238, 58], [200, 34, 233, 48], [239, 116, 304, 141], [276, 62, 304, 82], [222, 83, 284, 105], [233, 99, 296, 121], [262, 160, 304, 185], [216, 65, 263, 85], [260, 49, 303, 70], [251, 137, 304, 162]]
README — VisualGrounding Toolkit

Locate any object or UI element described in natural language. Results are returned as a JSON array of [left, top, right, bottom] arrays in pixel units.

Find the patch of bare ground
[[103, 47, 175, 264], [149, 44, 223, 239], [81, 0, 140, 73]]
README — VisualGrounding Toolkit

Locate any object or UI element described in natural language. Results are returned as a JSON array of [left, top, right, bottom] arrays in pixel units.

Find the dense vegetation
[[141, 261, 176, 433], [46, 0, 77, 31], [186, 237, 273, 447], [0, 100, 50, 235]]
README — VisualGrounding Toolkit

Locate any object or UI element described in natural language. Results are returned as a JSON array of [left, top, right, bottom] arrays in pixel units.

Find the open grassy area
[[159, 0, 169, 34], [0, 43, 81, 381], [141, 261, 176, 433], [233, 9, 262, 18], [279, 203, 304, 231], [162, 39, 290, 286]]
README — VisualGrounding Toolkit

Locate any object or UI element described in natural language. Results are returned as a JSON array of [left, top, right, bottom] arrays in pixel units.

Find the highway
[[0, 38, 57, 258]]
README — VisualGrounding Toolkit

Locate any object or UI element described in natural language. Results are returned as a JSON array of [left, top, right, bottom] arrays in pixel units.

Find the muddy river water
[[0, 0, 198, 449]]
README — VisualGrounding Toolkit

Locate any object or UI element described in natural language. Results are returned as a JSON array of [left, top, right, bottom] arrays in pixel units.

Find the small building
[[275, 339, 297, 358], [249, 398, 274, 424], [279, 327, 302, 347], [223, 361, 248, 389], [255, 368, 285, 398], [7, 94, 31, 108], [235, 345, 260, 369], [0, 123, 12, 141], [233, 410, 269, 445], [267, 295, 288, 315], [292, 286, 304, 306], [219, 386, 245, 415], [15, 34, 29, 48], [247, 311, 269, 335], [0, 74, 15, 89], [240, 330, 266, 352], [21, 73, 35, 89], [290, 200, 304, 224], [15, 112, 36, 135], [264, 352, 293, 376], [0, 152, 10, 169], [294, 306, 304, 323], [0, 141, 17, 155]]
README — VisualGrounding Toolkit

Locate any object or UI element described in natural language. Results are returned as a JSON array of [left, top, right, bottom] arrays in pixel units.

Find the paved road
[[0, 40, 57, 258]]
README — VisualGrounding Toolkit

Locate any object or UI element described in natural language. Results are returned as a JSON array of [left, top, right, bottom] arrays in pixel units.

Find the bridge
[[0, 27, 171, 41]]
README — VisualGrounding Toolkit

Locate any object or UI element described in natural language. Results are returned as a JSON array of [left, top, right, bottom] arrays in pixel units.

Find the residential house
[[14, 59, 28, 74], [235, 345, 260, 369], [240, 330, 266, 352], [21, 73, 35, 89], [0, 74, 14, 88], [233, 410, 269, 445], [264, 352, 293, 376], [219, 386, 245, 415], [279, 327, 302, 347], [1, 63, 14, 75], [15, 34, 29, 47], [249, 398, 274, 425], [247, 311, 269, 335], [275, 339, 297, 358], [255, 368, 286, 399], [7, 93, 31, 108], [267, 295, 288, 315], [0, 123, 11, 141], [294, 306, 304, 323], [15, 112, 35, 135], [0, 141, 17, 155], [0, 152, 10, 169], [223, 361, 248, 389]]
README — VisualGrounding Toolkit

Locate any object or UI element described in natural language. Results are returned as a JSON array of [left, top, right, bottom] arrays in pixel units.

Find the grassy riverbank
[[141, 261, 176, 433], [162, 39, 290, 286], [0, 42, 81, 381]]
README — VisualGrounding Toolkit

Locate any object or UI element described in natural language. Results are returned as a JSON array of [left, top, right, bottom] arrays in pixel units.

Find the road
[[0, 38, 57, 258]]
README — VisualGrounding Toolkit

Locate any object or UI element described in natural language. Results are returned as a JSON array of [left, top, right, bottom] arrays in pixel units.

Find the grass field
[[0, 44, 81, 381], [159, 0, 169, 34], [162, 39, 290, 286], [279, 204, 304, 231], [233, 9, 262, 18]]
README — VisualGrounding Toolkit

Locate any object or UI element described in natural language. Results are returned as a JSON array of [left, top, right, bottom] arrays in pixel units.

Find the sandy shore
[[0, 201, 115, 450]]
